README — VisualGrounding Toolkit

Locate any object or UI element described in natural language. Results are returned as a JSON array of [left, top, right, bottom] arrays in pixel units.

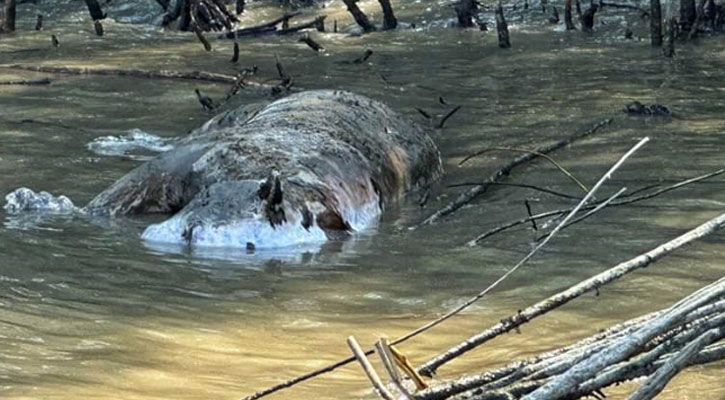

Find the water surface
[[1, 1, 724, 399]]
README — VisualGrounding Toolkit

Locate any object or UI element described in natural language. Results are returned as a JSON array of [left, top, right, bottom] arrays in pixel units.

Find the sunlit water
[[1, 0, 724, 399]]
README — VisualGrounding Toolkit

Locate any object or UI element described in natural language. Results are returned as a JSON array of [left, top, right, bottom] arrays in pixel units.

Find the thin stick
[[459, 146, 590, 195], [347, 336, 395, 400], [534, 187, 627, 242], [525, 200, 538, 230], [447, 181, 582, 200], [415, 119, 612, 228], [417, 137, 650, 376], [375, 339, 413, 399], [436, 105, 462, 129], [469, 168, 725, 245]]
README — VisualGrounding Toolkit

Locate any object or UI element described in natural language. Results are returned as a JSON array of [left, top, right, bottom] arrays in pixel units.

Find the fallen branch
[[238, 136, 646, 400], [417, 293, 725, 400], [446, 182, 582, 200], [220, 11, 302, 39], [533, 187, 627, 242], [416, 137, 649, 377], [0, 64, 279, 91], [414, 118, 613, 228], [0, 78, 52, 85], [348, 336, 395, 400], [468, 168, 725, 245], [459, 146, 590, 195], [523, 277, 725, 400]]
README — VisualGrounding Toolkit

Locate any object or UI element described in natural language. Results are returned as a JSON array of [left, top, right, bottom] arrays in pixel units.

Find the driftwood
[[415, 276, 725, 400], [421, 209, 725, 377], [415, 118, 613, 227]]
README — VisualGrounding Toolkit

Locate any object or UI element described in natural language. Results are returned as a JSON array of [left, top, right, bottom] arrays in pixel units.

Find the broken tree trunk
[[664, 17, 676, 56], [650, 0, 663, 45], [455, 0, 478, 28], [581, 3, 599, 31], [342, 0, 377, 32], [680, 0, 697, 30], [378, 0, 398, 30], [495, 4, 511, 48], [565, 0, 577, 29], [83, 0, 106, 22], [1, 0, 17, 32]]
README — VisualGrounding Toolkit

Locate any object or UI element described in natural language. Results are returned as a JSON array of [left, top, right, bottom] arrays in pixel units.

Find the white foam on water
[[86, 129, 174, 157], [3, 188, 78, 214], [141, 212, 329, 250]]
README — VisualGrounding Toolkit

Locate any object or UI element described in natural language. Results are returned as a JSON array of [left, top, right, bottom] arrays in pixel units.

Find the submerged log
[[1, 64, 281, 92], [221, 11, 301, 38], [299, 34, 323, 52]]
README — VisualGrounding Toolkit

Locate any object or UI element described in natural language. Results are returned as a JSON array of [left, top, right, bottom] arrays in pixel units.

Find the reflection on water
[[1, 0, 724, 399]]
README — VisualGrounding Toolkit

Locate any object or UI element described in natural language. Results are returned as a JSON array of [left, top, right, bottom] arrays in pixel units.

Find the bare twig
[[417, 138, 649, 376], [436, 105, 462, 128], [447, 182, 582, 200], [347, 336, 395, 400], [469, 168, 725, 245], [415, 119, 612, 228], [534, 187, 627, 242], [459, 146, 590, 195]]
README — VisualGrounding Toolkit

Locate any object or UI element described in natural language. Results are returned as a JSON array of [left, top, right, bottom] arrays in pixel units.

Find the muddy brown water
[[0, 1, 724, 399]]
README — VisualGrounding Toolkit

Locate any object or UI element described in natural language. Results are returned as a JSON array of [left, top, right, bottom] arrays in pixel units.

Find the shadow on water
[[0, 0, 724, 399]]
